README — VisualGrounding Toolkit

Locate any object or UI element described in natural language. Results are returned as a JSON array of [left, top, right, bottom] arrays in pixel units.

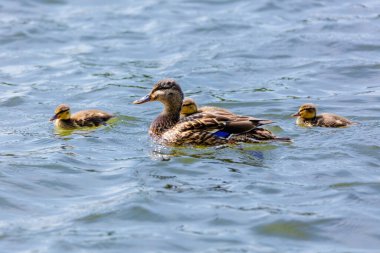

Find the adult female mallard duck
[[50, 104, 113, 130], [133, 79, 290, 146], [292, 103, 353, 127]]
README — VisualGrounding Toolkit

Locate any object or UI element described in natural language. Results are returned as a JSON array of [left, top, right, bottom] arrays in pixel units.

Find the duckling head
[[50, 104, 71, 121], [292, 103, 317, 119], [133, 79, 184, 110], [181, 97, 198, 116]]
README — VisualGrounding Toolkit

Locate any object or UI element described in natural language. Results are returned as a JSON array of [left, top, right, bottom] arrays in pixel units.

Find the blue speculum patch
[[213, 131, 231, 138]]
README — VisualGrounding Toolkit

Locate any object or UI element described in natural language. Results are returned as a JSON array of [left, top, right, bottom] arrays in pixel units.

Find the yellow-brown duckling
[[50, 104, 113, 130], [292, 103, 352, 127], [180, 97, 232, 118], [133, 79, 290, 146]]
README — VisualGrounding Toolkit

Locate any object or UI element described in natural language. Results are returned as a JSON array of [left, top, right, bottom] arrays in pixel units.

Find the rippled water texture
[[1, 0, 380, 252]]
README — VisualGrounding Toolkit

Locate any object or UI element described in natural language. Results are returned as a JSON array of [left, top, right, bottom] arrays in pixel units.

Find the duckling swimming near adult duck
[[180, 97, 232, 118], [50, 104, 113, 130], [133, 79, 290, 146], [292, 103, 352, 127]]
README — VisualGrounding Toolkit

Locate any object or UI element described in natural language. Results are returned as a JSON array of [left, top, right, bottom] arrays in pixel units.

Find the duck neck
[[297, 116, 317, 126], [56, 118, 76, 129], [150, 100, 182, 137], [306, 116, 317, 123]]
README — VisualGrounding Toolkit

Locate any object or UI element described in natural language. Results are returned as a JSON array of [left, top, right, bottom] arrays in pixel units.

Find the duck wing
[[317, 113, 352, 127], [177, 112, 272, 135], [198, 106, 233, 115]]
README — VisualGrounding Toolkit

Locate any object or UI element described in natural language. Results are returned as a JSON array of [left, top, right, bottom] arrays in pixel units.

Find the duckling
[[180, 97, 232, 118], [50, 104, 113, 130], [133, 79, 290, 146], [292, 103, 352, 127]]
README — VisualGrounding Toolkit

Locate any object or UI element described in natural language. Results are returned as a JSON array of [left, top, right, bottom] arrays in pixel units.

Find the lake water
[[1, 0, 380, 252]]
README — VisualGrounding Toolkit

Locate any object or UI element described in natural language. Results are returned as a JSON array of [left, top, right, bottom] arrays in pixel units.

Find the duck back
[[316, 113, 352, 127], [71, 110, 113, 127]]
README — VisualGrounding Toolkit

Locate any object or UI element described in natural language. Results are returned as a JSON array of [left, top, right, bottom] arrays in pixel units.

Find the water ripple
[[1, 0, 380, 252]]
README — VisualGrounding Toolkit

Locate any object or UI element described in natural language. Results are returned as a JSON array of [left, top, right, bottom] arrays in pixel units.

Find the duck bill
[[50, 114, 58, 121], [292, 112, 300, 117], [133, 94, 151, 104]]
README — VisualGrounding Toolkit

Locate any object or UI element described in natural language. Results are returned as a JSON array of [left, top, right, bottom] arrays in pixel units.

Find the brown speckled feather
[[182, 101, 291, 143], [179, 112, 271, 132], [71, 110, 113, 127], [198, 106, 232, 114], [314, 113, 352, 127], [157, 112, 274, 145]]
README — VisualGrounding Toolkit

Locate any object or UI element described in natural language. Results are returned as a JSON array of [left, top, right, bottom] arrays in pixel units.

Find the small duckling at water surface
[[292, 103, 353, 127], [50, 104, 113, 130], [133, 79, 290, 146], [180, 97, 232, 118]]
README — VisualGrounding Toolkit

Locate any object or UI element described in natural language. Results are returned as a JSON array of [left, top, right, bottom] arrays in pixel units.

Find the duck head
[[181, 97, 198, 116], [292, 103, 317, 119], [133, 79, 184, 113], [50, 104, 71, 121]]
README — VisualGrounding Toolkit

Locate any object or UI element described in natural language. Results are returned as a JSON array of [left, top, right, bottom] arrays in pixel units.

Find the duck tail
[[273, 136, 292, 142], [256, 119, 273, 126]]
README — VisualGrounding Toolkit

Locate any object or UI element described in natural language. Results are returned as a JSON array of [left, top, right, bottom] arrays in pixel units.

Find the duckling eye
[[58, 109, 69, 115]]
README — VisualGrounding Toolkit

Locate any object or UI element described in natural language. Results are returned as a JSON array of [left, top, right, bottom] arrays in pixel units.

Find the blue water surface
[[1, 0, 380, 252]]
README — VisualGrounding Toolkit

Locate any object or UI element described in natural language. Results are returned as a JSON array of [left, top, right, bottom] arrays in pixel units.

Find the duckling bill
[[50, 104, 113, 130], [292, 103, 352, 127], [133, 79, 290, 146]]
